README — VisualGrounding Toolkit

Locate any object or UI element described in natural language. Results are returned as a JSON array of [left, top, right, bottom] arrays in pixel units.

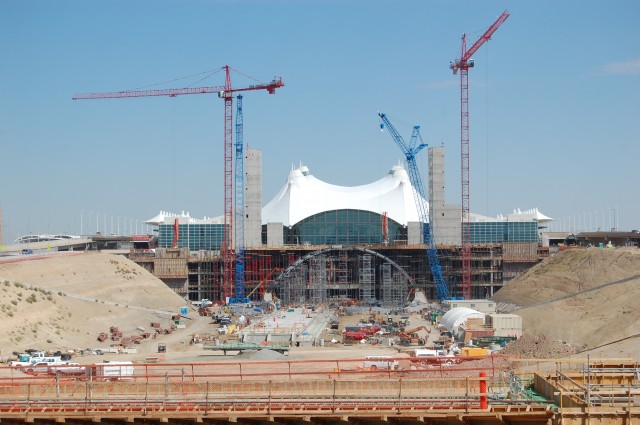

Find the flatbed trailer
[[203, 343, 290, 355]]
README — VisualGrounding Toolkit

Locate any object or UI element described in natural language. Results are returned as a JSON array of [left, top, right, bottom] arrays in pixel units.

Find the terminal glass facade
[[470, 221, 538, 243], [158, 223, 225, 250], [286, 209, 407, 245]]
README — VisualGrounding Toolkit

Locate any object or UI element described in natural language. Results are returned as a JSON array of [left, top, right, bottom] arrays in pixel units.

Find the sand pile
[[493, 247, 640, 307], [501, 334, 574, 358], [492, 247, 640, 358]]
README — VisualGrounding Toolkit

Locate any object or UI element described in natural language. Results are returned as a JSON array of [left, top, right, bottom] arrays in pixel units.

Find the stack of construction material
[[486, 313, 522, 338], [459, 317, 494, 344]]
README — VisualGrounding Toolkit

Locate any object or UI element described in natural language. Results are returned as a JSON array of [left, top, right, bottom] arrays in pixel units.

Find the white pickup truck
[[8, 351, 47, 367], [23, 357, 82, 375]]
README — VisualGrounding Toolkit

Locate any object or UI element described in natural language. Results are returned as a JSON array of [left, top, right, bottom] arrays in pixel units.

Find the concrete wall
[[245, 148, 262, 248], [267, 222, 284, 247], [408, 222, 422, 245]]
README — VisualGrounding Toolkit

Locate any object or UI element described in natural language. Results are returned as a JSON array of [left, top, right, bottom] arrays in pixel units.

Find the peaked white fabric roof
[[262, 164, 427, 226]]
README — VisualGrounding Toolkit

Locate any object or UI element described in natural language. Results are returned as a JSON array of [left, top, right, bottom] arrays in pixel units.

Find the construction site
[[1, 7, 639, 425], [129, 241, 542, 306]]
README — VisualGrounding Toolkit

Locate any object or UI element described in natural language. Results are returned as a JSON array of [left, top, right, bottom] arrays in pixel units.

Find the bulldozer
[[398, 326, 430, 346]]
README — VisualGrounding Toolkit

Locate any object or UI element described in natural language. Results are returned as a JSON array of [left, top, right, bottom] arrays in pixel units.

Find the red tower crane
[[450, 10, 509, 300], [73, 65, 284, 301]]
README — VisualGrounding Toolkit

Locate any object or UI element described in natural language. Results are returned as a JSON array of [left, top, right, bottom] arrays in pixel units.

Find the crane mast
[[378, 113, 450, 302], [450, 10, 509, 300], [73, 65, 284, 303], [231, 95, 249, 304]]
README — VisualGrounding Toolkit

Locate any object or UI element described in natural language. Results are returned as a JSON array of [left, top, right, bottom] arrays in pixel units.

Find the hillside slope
[[493, 247, 640, 307], [492, 247, 640, 357], [0, 252, 192, 358]]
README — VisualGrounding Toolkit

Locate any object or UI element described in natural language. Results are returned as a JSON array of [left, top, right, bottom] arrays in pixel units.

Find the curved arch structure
[[269, 246, 413, 307]]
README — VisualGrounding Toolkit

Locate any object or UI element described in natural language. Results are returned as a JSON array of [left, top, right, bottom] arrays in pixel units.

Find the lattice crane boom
[[230, 94, 249, 304], [450, 11, 509, 300], [378, 113, 450, 302], [72, 78, 283, 100], [73, 65, 284, 302]]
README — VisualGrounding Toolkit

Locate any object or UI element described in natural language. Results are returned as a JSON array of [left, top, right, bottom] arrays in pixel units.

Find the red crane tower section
[[451, 10, 509, 300], [73, 65, 284, 301]]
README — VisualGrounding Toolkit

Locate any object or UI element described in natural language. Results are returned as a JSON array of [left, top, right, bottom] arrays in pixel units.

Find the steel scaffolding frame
[[308, 255, 327, 305], [336, 251, 349, 298], [380, 263, 392, 307], [360, 254, 374, 303]]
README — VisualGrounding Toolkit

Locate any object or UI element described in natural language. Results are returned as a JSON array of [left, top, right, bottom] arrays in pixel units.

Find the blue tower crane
[[230, 95, 250, 304], [378, 113, 450, 301]]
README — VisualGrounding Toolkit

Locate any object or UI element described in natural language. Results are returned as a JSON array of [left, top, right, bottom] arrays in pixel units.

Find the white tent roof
[[262, 164, 427, 226], [145, 210, 222, 226], [440, 307, 485, 332]]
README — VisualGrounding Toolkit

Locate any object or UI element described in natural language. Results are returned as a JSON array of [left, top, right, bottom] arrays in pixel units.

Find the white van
[[362, 356, 399, 370]]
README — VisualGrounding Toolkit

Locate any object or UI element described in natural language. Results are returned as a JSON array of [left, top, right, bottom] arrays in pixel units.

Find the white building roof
[[145, 210, 223, 226], [471, 208, 553, 224], [262, 164, 427, 226], [440, 307, 485, 333]]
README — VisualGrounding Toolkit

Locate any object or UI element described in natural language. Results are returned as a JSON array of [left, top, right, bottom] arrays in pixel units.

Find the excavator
[[398, 325, 431, 346]]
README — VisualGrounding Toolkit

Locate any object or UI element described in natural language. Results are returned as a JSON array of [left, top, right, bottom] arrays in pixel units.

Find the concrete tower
[[244, 148, 262, 247], [428, 146, 461, 245]]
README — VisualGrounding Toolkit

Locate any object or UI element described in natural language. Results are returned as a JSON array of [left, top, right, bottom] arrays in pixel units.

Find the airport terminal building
[[137, 147, 549, 304]]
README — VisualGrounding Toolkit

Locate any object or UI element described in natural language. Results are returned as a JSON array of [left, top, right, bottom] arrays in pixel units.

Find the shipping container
[[486, 314, 522, 330]]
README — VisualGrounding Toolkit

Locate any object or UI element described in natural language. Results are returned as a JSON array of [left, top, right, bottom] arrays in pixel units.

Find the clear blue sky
[[1, 0, 638, 242]]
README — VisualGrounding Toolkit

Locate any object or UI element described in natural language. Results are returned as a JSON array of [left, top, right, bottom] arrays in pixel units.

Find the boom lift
[[378, 113, 450, 301]]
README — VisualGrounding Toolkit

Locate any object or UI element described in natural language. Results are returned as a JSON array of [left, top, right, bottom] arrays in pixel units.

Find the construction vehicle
[[9, 351, 48, 367], [398, 326, 430, 346], [343, 330, 367, 341], [412, 348, 460, 365], [460, 347, 488, 357]]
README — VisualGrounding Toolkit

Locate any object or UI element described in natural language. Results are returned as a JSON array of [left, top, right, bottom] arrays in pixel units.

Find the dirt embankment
[[492, 247, 640, 358], [0, 252, 194, 360]]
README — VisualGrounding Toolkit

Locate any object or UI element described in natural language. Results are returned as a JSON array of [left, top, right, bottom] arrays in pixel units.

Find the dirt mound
[[493, 247, 640, 307], [501, 334, 574, 358], [0, 252, 193, 360], [492, 247, 640, 359]]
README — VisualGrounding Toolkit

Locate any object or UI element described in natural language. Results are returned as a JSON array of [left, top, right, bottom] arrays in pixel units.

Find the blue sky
[[1, 0, 638, 242]]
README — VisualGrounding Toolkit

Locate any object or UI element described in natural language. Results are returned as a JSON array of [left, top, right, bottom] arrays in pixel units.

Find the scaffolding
[[281, 262, 307, 307], [360, 254, 374, 304], [135, 243, 543, 305], [308, 255, 327, 305], [336, 251, 349, 298]]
